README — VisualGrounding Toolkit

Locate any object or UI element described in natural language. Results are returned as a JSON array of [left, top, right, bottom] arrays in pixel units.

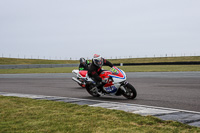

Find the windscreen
[[110, 67, 119, 75]]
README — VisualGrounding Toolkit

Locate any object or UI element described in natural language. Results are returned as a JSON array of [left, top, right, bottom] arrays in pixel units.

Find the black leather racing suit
[[88, 58, 113, 84]]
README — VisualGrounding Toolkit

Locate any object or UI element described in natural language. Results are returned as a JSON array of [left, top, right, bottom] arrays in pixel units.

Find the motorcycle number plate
[[104, 86, 117, 93]]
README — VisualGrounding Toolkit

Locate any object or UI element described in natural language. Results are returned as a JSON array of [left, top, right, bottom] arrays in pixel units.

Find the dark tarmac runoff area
[[0, 72, 200, 112]]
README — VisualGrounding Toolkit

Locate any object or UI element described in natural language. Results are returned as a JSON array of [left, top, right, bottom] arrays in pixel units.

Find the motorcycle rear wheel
[[122, 83, 137, 99], [86, 82, 100, 97]]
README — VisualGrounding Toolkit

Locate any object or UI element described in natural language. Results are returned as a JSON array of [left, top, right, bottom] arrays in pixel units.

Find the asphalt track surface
[[0, 72, 200, 112]]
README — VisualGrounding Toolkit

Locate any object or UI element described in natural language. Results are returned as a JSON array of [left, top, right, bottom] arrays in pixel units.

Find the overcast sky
[[0, 0, 200, 60]]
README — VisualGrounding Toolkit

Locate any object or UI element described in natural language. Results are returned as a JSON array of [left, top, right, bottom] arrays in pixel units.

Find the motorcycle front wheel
[[122, 83, 137, 99]]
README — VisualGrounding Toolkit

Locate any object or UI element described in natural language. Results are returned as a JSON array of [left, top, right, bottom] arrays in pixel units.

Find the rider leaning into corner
[[79, 57, 90, 70], [88, 54, 114, 94]]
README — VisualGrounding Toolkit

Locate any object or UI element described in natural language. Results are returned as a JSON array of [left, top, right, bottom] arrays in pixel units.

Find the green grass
[[0, 67, 77, 74], [109, 56, 200, 64], [1, 56, 200, 65], [0, 56, 200, 74], [118, 65, 200, 72], [0, 96, 199, 133], [0, 65, 199, 74], [0, 58, 79, 65]]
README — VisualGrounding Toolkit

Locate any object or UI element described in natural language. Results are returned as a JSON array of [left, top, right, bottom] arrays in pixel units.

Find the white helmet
[[92, 54, 103, 67]]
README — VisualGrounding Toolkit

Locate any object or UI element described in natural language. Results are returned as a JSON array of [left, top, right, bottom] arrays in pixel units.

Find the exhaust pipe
[[72, 77, 82, 84]]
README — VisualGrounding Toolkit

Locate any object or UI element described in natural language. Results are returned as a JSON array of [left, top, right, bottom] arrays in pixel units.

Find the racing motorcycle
[[72, 66, 137, 99]]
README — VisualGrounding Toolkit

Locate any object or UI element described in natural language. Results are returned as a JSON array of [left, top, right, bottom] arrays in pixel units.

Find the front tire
[[122, 83, 137, 99]]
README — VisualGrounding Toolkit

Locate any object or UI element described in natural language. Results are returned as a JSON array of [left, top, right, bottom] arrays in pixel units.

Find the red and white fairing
[[99, 66, 127, 94]]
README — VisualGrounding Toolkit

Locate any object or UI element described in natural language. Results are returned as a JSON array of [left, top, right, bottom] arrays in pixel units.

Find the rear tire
[[85, 82, 100, 97], [122, 83, 137, 99]]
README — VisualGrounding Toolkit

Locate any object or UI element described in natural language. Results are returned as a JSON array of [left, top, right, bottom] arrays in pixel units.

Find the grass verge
[[118, 65, 200, 72], [0, 96, 199, 133], [0, 67, 77, 74], [0, 65, 200, 74], [0, 58, 79, 65], [1, 56, 200, 65], [109, 56, 200, 64]]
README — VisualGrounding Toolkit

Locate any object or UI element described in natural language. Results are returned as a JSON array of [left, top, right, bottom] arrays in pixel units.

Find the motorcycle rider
[[79, 57, 90, 70], [88, 54, 114, 95]]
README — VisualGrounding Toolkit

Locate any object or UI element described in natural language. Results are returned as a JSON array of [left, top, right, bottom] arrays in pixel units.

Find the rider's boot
[[91, 86, 103, 96], [94, 82, 104, 96]]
